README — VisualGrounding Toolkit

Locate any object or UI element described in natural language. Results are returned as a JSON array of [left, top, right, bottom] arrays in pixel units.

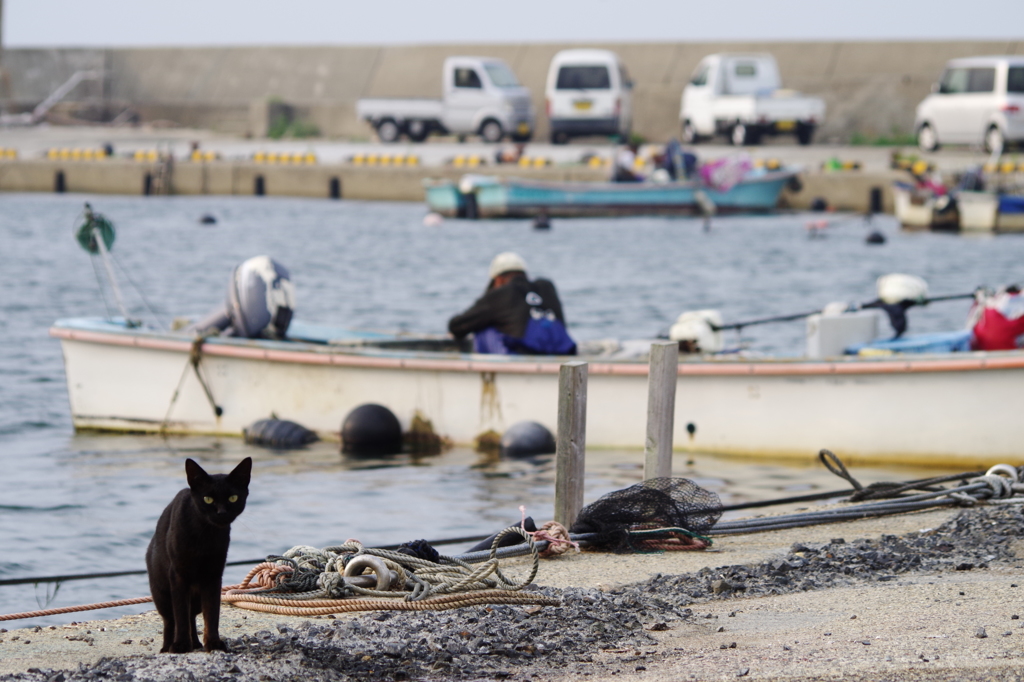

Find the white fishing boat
[[957, 191, 1024, 233], [55, 211, 1016, 469], [892, 181, 958, 230], [50, 307, 1024, 470]]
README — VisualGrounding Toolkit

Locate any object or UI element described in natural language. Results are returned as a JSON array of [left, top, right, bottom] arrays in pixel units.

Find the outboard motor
[[864, 274, 928, 339], [193, 256, 296, 339], [228, 256, 295, 339]]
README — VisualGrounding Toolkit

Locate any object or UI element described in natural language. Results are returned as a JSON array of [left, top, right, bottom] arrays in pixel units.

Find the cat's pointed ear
[[228, 457, 253, 487], [185, 458, 209, 488]]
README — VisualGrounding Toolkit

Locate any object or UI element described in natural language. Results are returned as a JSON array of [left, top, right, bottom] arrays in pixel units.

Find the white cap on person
[[488, 252, 528, 280]]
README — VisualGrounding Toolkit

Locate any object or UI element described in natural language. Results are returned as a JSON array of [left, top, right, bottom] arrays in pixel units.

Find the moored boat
[[425, 168, 798, 219], [892, 181, 958, 230], [958, 190, 1024, 232], [50, 313, 1024, 469]]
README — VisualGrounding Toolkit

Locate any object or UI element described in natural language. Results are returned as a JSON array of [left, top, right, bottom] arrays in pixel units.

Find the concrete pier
[[0, 157, 908, 213]]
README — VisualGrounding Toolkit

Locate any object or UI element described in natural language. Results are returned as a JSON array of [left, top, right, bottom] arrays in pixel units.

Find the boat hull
[[893, 183, 959, 230], [51, 320, 1024, 468], [957, 191, 1024, 233], [426, 172, 794, 218]]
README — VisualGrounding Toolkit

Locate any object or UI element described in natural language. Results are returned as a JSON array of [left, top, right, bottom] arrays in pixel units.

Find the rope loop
[[969, 473, 1015, 499], [819, 449, 863, 490]]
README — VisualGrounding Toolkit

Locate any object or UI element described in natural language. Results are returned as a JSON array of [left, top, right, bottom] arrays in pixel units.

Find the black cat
[[146, 457, 252, 653]]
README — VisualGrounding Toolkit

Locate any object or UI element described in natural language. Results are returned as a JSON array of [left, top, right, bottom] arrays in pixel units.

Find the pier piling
[[644, 341, 678, 480], [555, 360, 588, 528]]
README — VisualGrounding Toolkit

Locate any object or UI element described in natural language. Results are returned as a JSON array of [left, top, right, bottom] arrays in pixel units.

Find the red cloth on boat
[[971, 293, 1024, 350]]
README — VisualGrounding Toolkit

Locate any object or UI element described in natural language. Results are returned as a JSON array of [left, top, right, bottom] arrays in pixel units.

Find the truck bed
[[711, 92, 825, 123], [356, 98, 445, 121]]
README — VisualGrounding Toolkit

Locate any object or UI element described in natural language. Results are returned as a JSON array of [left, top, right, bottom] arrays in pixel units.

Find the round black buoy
[[500, 421, 556, 458], [865, 230, 887, 245], [810, 197, 829, 212], [532, 213, 551, 230], [199, 213, 217, 225], [342, 404, 403, 456]]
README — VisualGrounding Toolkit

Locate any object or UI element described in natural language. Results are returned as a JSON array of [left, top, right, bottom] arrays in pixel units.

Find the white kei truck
[[356, 56, 535, 143], [680, 53, 826, 146]]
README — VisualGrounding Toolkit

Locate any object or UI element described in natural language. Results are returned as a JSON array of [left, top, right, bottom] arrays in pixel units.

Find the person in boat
[[655, 138, 698, 181], [448, 252, 577, 355], [968, 285, 1024, 351], [612, 141, 645, 182]]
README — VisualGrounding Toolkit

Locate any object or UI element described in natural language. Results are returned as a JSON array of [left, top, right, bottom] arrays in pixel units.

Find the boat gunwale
[[487, 169, 797, 195], [49, 324, 1024, 378]]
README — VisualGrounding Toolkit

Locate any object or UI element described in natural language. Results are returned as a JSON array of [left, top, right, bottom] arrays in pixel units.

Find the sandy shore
[[2, 505, 1023, 681]]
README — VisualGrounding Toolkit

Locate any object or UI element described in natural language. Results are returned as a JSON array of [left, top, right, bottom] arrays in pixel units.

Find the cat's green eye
[[204, 496, 214, 504], [228, 495, 238, 503]]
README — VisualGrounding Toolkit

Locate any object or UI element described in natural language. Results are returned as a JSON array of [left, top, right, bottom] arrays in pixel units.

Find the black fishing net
[[569, 477, 722, 553]]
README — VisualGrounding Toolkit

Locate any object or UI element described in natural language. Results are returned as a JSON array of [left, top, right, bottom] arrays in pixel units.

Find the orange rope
[[0, 596, 153, 622]]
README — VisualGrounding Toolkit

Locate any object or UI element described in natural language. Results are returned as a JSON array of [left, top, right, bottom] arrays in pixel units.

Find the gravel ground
[[2, 505, 1023, 681]]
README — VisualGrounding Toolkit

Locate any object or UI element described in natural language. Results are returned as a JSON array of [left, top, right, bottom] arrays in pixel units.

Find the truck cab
[[356, 56, 534, 143], [680, 53, 825, 146]]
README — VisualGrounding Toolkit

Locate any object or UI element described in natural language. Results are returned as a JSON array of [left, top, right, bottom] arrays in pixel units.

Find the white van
[[915, 56, 1024, 152], [545, 49, 633, 144]]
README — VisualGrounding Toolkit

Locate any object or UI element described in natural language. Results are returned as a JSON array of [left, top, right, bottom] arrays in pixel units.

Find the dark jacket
[[449, 276, 567, 340]]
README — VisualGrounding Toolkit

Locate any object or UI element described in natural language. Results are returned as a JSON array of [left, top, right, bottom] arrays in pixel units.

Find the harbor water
[[1, 192, 1020, 626]]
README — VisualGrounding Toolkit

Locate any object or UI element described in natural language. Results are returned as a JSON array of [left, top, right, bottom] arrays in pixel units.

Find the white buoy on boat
[[877, 274, 928, 304], [669, 309, 724, 353]]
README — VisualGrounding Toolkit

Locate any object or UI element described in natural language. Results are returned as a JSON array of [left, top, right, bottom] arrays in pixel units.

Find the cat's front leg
[[200, 583, 226, 652], [189, 593, 202, 650], [169, 586, 197, 654]]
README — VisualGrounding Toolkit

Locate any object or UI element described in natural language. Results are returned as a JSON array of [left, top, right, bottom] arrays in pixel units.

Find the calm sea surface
[[2, 192, 1020, 626]]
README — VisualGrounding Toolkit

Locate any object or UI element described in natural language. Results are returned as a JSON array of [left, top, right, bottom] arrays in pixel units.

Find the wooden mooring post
[[644, 341, 679, 480], [555, 360, 588, 528]]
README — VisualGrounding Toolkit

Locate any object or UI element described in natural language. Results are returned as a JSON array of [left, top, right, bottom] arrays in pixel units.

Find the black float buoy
[[810, 197, 829, 212], [199, 213, 217, 225], [500, 421, 556, 458], [243, 418, 319, 449], [532, 213, 551, 230], [865, 230, 887, 245], [342, 404, 403, 456]]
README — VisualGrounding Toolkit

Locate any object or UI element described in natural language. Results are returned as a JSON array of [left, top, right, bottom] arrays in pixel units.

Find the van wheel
[[796, 123, 815, 146], [984, 126, 1005, 154], [376, 119, 401, 143], [917, 123, 939, 152], [407, 120, 428, 142], [480, 119, 504, 143], [730, 124, 743, 145], [731, 123, 758, 146], [551, 131, 569, 145], [682, 120, 700, 144]]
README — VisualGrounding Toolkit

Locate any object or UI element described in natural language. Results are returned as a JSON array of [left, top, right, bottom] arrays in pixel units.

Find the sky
[[3, 0, 1023, 47]]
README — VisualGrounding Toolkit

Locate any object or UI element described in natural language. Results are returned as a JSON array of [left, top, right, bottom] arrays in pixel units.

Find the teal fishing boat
[[424, 169, 799, 218]]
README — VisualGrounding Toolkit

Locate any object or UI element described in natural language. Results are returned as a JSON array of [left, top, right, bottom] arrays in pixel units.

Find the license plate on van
[[517, 122, 530, 135], [573, 100, 593, 111], [776, 120, 796, 131]]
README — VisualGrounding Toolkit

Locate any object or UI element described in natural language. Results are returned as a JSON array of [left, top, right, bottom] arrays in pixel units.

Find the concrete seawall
[[0, 158, 908, 213], [2, 40, 1019, 143]]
